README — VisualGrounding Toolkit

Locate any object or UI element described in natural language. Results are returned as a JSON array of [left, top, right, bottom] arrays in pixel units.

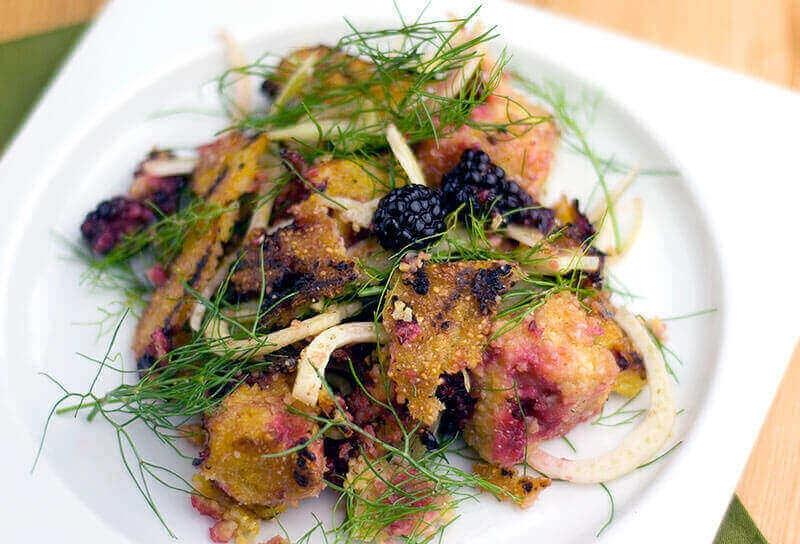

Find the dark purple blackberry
[[80, 196, 155, 254], [563, 198, 596, 245], [132, 151, 188, 215], [435, 372, 476, 438], [371, 184, 445, 251], [418, 429, 440, 450], [323, 437, 356, 485], [441, 148, 555, 232], [141, 176, 186, 215]]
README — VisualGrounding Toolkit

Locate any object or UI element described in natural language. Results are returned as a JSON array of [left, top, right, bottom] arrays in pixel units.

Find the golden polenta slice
[[201, 377, 325, 507], [133, 132, 268, 360], [383, 260, 516, 425]]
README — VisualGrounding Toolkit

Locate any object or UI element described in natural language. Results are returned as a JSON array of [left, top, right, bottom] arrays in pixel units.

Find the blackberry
[[435, 372, 476, 439], [323, 437, 356, 485], [562, 198, 596, 245], [418, 429, 440, 451], [441, 148, 555, 232], [132, 150, 188, 215], [371, 184, 445, 251], [136, 176, 185, 215], [80, 196, 154, 254]]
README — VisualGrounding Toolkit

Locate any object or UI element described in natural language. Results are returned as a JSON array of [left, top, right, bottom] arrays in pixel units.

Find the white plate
[[1, 1, 798, 543]]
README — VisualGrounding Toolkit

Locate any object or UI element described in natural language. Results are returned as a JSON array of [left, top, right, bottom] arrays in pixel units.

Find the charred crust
[[132, 133, 265, 360], [298, 447, 317, 462], [613, 349, 643, 371], [137, 354, 156, 373], [292, 468, 310, 488], [384, 261, 518, 425], [188, 251, 212, 288], [404, 266, 430, 295], [227, 216, 357, 326], [613, 350, 631, 370], [192, 447, 210, 467], [473, 462, 551, 507], [471, 264, 513, 315], [204, 165, 229, 199]]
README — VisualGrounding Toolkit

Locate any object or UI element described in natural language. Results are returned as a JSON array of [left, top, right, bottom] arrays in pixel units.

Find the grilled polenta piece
[[589, 295, 647, 398], [191, 472, 285, 544], [269, 46, 411, 154], [416, 78, 558, 198], [228, 195, 357, 327], [133, 211, 237, 361], [308, 156, 408, 242], [274, 45, 373, 93], [191, 132, 267, 201], [273, 45, 409, 111], [383, 261, 516, 425], [201, 376, 326, 507], [345, 456, 454, 542], [465, 292, 622, 468], [133, 132, 268, 361], [306, 156, 403, 202], [613, 368, 647, 398], [473, 462, 550, 508]]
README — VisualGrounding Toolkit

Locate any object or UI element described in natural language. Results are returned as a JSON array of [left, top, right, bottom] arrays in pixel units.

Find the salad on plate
[[46, 8, 680, 544]]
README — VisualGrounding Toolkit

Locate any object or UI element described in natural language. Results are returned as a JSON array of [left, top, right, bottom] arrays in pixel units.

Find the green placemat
[[0, 23, 85, 150], [716, 497, 769, 544], [0, 22, 769, 544]]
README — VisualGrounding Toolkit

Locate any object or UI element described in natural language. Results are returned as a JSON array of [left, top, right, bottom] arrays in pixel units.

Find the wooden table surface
[[2, 1, 799, 542]]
